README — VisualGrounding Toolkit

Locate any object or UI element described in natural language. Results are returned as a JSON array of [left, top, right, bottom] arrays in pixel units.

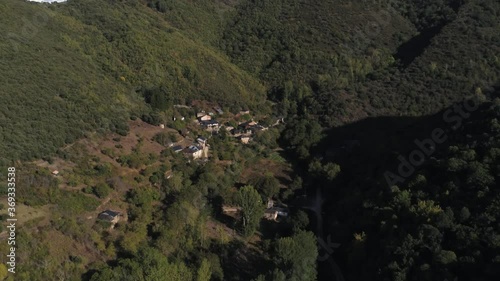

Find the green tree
[[434, 250, 457, 265], [0, 264, 8, 280], [308, 160, 341, 182], [291, 210, 310, 232], [458, 207, 471, 222], [167, 173, 184, 193], [252, 275, 266, 281], [274, 231, 318, 281], [250, 174, 280, 199], [153, 132, 174, 146], [93, 182, 112, 198], [196, 258, 212, 281], [237, 185, 265, 237], [90, 247, 193, 281], [323, 162, 341, 181]]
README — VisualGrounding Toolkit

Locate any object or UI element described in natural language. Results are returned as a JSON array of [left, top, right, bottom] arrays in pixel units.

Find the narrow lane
[[303, 187, 345, 281]]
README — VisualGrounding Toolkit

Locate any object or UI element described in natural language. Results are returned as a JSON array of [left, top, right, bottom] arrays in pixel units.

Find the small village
[[162, 104, 283, 160], [151, 104, 288, 222], [47, 102, 288, 227]]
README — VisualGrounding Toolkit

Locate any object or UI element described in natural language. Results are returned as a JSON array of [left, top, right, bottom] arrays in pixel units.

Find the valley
[[0, 0, 499, 280]]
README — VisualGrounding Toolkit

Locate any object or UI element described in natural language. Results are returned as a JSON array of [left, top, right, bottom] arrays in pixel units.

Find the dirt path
[[96, 197, 111, 212]]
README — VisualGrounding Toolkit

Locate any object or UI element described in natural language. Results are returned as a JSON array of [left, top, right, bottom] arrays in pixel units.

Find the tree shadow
[[211, 239, 273, 281], [310, 101, 493, 281], [211, 195, 240, 230]]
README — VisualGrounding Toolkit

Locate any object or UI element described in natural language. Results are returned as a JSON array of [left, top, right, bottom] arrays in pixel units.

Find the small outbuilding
[[199, 115, 212, 121], [98, 210, 121, 224], [264, 209, 278, 221], [172, 145, 183, 153], [197, 136, 208, 147], [239, 136, 251, 144], [183, 145, 204, 159]]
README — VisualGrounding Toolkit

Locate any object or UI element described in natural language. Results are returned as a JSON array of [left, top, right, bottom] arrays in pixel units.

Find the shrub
[[93, 183, 112, 198]]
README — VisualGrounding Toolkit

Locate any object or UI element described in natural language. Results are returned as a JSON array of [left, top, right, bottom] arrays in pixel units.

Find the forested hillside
[[302, 98, 500, 281], [145, 0, 240, 44], [222, 0, 500, 125], [0, 0, 265, 165], [221, 0, 414, 93], [2, 0, 498, 166]]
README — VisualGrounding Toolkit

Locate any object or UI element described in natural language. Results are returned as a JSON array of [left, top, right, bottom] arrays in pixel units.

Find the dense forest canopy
[[0, 0, 265, 165], [0, 0, 499, 280], [299, 98, 500, 280]]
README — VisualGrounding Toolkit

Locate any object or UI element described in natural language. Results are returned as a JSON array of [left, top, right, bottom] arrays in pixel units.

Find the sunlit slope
[[0, 0, 265, 163]]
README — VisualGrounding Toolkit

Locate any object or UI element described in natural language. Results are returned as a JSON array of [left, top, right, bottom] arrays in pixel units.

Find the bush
[[81, 186, 91, 193], [434, 250, 457, 265], [93, 183, 112, 198], [57, 191, 100, 215]]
